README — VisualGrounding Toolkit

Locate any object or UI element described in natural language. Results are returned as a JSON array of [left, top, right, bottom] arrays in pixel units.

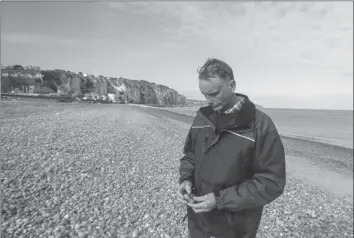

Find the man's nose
[[206, 98, 213, 105]]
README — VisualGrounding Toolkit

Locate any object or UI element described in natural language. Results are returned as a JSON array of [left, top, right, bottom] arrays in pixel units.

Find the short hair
[[197, 58, 234, 81]]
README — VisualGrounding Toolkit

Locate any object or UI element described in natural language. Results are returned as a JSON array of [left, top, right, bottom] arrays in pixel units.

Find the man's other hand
[[177, 180, 192, 204], [188, 193, 216, 213]]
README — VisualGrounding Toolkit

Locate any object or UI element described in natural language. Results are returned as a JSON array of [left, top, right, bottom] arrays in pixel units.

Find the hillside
[[1, 65, 186, 106]]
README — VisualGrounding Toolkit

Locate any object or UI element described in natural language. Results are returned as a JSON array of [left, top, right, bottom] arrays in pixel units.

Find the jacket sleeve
[[179, 127, 196, 185], [214, 118, 286, 211]]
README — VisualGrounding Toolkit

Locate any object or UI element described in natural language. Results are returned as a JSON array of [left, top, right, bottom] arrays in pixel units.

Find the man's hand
[[187, 193, 217, 213], [177, 180, 193, 204]]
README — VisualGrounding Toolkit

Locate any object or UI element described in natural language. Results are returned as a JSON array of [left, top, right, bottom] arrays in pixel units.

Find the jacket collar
[[197, 93, 256, 131]]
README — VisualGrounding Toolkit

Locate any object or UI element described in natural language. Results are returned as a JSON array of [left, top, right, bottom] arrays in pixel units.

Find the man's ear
[[229, 80, 236, 91]]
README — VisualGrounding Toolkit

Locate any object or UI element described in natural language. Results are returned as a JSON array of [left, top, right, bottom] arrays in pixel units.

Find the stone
[[132, 230, 139, 238]]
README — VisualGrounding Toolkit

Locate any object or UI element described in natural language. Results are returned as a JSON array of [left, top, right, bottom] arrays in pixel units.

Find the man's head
[[197, 58, 236, 112]]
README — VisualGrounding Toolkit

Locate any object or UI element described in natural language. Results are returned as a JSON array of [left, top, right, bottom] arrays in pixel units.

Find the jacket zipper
[[196, 126, 240, 193], [195, 110, 240, 195], [195, 134, 209, 196], [183, 127, 248, 223], [204, 131, 222, 154], [197, 130, 222, 196]]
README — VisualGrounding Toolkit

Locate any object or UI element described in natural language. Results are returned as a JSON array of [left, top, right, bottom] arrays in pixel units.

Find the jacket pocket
[[225, 210, 249, 235], [203, 210, 230, 236], [225, 208, 263, 235], [224, 211, 232, 227]]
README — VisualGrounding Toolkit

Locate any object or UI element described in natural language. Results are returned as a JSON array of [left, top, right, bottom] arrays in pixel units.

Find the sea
[[164, 107, 353, 149], [261, 108, 353, 149]]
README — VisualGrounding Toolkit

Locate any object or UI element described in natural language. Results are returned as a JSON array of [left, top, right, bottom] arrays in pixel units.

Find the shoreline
[[278, 133, 353, 151], [130, 104, 353, 181], [2, 98, 352, 150], [131, 104, 354, 151]]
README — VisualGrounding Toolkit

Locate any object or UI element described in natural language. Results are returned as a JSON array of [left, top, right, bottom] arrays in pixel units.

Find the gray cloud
[[1, 1, 352, 109], [2, 33, 80, 46]]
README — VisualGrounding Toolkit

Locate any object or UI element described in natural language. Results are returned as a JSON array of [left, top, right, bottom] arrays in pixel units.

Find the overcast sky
[[1, 2, 353, 110]]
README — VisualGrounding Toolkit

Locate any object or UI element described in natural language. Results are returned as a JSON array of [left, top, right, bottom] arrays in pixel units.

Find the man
[[178, 58, 286, 238]]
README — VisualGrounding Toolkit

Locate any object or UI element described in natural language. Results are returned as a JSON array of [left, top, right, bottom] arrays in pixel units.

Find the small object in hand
[[183, 193, 195, 203]]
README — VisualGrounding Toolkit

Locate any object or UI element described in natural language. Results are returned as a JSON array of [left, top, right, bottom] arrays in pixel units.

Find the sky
[[1, 1, 353, 110]]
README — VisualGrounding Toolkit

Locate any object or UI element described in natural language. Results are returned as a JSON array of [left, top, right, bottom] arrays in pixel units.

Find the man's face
[[199, 76, 235, 112]]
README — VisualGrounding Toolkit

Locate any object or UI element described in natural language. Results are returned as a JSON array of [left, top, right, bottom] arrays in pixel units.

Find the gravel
[[1, 100, 353, 238]]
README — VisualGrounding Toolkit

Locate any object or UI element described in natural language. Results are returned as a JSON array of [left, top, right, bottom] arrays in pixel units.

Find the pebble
[[2, 100, 353, 238], [306, 210, 317, 218], [78, 231, 88, 238], [132, 230, 139, 238], [23, 218, 30, 225], [53, 214, 60, 221], [276, 218, 285, 227], [35, 217, 43, 224], [284, 210, 291, 215]]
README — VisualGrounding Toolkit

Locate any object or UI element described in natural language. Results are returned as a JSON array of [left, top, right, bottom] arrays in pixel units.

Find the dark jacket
[[179, 94, 286, 238]]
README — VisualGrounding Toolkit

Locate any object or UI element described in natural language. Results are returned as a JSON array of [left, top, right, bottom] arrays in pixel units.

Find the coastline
[[141, 105, 354, 151], [130, 103, 353, 179], [3, 98, 352, 150], [279, 133, 353, 150]]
